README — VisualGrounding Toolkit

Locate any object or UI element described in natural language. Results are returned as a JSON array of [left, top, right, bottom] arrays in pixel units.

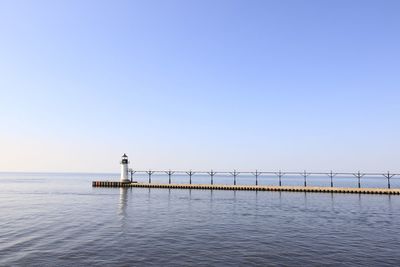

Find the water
[[1, 172, 400, 266]]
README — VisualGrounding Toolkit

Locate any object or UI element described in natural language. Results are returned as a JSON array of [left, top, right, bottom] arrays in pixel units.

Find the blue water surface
[[0, 172, 399, 266]]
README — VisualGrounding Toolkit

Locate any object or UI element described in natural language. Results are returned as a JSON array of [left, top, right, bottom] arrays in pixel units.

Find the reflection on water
[[0, 172, 400, 266], [118, 187, 128, 218]]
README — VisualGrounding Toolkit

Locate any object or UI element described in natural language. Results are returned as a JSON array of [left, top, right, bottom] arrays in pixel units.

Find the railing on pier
[[128, 170, 399, 189]]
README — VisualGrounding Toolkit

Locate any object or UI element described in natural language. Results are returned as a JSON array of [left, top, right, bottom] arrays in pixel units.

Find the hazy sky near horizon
[[0, 0, 399, 172]]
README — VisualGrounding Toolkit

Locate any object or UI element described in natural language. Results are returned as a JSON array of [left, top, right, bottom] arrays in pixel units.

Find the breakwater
[[92, 181, 400, 195]]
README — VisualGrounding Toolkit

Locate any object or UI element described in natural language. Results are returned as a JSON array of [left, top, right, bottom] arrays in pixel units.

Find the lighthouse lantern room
[[120, 154, 130, 182]]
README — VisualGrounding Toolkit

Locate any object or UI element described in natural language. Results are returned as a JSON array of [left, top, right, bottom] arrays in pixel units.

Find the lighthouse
[[120, 154, 130, 183]]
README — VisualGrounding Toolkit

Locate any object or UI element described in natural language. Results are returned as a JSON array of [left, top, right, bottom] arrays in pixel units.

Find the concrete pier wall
[[92, 181, 400, 195]]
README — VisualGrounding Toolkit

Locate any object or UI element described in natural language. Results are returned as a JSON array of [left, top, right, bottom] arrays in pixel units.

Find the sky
[[0, 0, 399, 173]]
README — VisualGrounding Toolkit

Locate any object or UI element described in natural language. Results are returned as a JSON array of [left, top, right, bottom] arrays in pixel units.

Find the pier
[[98, 155, 400, 195], [92, 181, 400, 195]]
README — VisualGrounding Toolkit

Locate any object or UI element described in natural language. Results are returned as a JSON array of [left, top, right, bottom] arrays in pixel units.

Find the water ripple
[[0, 173, 400, 266]]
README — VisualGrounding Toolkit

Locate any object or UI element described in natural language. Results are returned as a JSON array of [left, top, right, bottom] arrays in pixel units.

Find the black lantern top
[[121, 154, 129, 164]]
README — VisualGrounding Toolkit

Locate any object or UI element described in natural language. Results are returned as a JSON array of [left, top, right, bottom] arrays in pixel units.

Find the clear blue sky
[[0, 0, 399, 172]]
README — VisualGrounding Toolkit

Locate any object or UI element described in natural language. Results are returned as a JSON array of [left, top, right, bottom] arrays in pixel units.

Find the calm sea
[[0, 172, 399, 266]]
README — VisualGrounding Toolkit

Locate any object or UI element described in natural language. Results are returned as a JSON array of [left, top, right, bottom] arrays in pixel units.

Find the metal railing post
[[301, 170, 309, 187], [166, 170, 174, 184], [328, 171, 336, 188], [353, 171, 364, 189], [146, 170, 155, 184], [383, 171, 394, 189], [208, 170, 216, 185], [186, 170, 195, 185], [276, 170, 284, 186], [230, 170, 239, 185], [129, 169, 135, 183], [254, 170, 260, 186]]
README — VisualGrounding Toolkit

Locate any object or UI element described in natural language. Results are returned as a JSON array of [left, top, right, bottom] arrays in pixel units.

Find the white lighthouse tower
[[120, 154, 130, 183]]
